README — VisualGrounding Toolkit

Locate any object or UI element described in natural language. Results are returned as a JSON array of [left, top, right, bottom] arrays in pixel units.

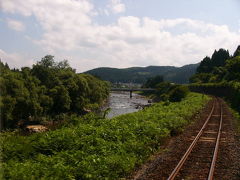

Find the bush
[[169, 86, 189, 102], [188, 81, 240, 112], [160, 93, 169, 101], [143, 75, 164, 88]]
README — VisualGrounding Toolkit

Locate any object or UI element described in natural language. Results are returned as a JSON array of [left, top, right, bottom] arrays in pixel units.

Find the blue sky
[[0, 0, 239, 72]]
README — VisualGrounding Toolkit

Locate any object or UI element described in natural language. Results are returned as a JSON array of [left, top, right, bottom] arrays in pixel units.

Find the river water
[[106, 91, 150, 118]]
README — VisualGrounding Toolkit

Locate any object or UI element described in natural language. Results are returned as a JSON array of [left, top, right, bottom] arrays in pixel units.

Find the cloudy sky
[[0, 0, 239, 72]]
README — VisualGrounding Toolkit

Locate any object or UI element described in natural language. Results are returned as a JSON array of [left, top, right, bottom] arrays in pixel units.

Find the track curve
[[168, 98, 223, 180]]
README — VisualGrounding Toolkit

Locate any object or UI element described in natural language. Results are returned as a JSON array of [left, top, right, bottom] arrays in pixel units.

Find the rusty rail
[[208, 101, 223, 179], [167, 98, 222, 180]]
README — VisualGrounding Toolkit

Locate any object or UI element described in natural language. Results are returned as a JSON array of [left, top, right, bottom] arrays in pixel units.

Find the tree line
[[190, 45, 240, 83], [0, 55, 110, 130], [189, 45, 240, 112]]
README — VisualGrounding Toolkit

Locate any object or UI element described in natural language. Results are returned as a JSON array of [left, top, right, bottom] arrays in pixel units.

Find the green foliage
[[189, 81, 240, 113], [1, 93, 209, 179], [225, 56, 240, 81], [211, 49, 230, 67], [189, 73, 212, 83], [0, 56, 109, 130], [189, 46, 240, 113], [143, 75, 164, 88], [155, 82, 173, 96], [150, 82, 189, 102], [196, 49, 229, 74], [190, 46, 239, 84], [169, 86, 189, 102], [196, 56, 212, 73]]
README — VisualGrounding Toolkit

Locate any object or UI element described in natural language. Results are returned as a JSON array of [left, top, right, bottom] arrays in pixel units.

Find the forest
[[190, 45, 240, 83], [0, 55, 110, 130]]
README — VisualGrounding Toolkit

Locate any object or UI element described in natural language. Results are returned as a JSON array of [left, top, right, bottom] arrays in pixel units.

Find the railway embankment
[[132, 97, 240, 180]]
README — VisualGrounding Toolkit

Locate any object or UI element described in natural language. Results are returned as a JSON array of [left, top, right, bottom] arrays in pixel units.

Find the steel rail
[[208, 100, 223, 180], [167, 100, 216, 180]]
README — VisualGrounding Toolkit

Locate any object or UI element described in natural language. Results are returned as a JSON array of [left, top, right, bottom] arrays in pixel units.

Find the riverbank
[[1, 93, 210, 179]]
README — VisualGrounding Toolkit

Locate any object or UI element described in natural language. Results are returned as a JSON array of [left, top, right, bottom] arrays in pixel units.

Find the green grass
[[1, 93, 210, 180]]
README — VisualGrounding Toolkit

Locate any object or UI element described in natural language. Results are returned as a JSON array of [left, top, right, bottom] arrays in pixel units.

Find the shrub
[[160, 93, 169, 101], [169, 86, 189, 102]]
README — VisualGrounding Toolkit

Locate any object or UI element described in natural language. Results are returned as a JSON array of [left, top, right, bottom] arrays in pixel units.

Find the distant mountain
[[164, 64, 200, 83], [84, 64, 199, 84]]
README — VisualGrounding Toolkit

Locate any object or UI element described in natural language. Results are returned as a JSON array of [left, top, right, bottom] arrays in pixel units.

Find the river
[[106, 91, 151, 118]]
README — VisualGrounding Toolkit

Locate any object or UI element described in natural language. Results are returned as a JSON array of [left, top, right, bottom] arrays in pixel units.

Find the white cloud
[[6, 18, 25, 31], [0, 0, 240, 72], [107, 0, 126, 14], [0, 49, 33, 68]]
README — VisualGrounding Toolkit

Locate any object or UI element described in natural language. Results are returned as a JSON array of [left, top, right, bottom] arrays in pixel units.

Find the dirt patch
[[25, 125, 48, 133], [129, 98, 240, 180]]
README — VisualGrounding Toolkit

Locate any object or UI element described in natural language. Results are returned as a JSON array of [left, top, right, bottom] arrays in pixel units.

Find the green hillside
[[85, 64, 199, 84]]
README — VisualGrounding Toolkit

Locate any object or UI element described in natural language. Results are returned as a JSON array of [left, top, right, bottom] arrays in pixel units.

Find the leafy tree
[[191, 47, 235, 83], [209, 67, 227, 82], [169, 86, 189, 102], [0, 70, 31, 128], [143, 75, 164, 88], [49, 85, 71, 114], [0, 95, 16, 129], [37, 55, 55, 68], [211, 49, 229, 67], [0, 55, 110, 130], [56, 59, 74, 71], [155, 82, 173, 96], [196, 56, 212, 73], [189, 73, 212, 83], [225, 56, 240, 81]]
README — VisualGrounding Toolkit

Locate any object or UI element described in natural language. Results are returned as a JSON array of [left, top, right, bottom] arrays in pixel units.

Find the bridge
[[111, 88, 155, 98]]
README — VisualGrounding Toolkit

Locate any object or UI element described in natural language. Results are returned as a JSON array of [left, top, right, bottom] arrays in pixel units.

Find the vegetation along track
[[168, 97, 223, 179]]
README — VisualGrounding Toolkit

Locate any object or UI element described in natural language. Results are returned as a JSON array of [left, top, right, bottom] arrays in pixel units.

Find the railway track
[[168, 98, 223, 180]]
